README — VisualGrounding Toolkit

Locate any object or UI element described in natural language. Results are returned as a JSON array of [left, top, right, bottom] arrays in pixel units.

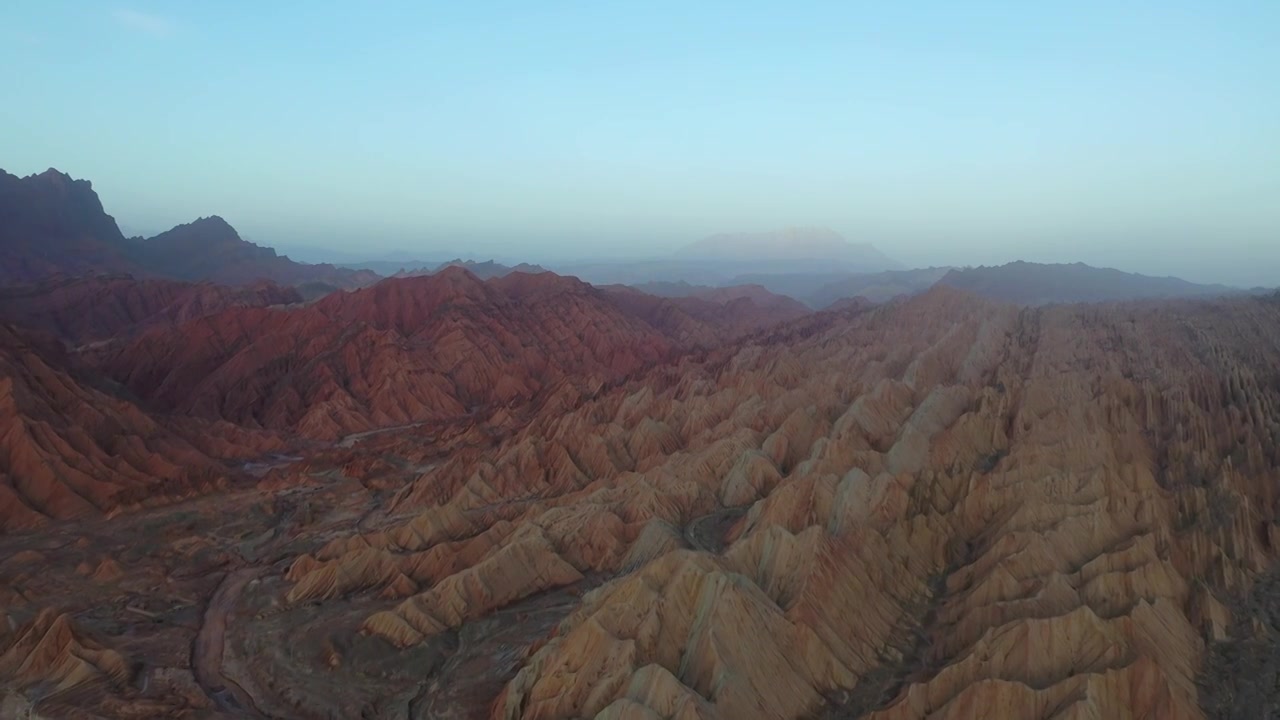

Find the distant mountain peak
[[190, 214, 233, 228], [0, 167, 136, 284], [774, 225, 845, 241], [939, 261, 1243, 305], [415, 258, 550, 280], [686, 226, 853, 255], [110, 207, 367, 288], [674, 227, 901, 273], [35, 167, 75, 183], [155, 215, 239, 238], [14, 168, 104, 205], [431, 263, 489, 284]]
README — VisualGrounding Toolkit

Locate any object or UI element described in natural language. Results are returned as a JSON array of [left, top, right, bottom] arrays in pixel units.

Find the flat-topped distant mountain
[[556, 228, 902, 292], [677, 227, 902, 272], [939, 261, 1250, 305], [0, 168, 377, 289]]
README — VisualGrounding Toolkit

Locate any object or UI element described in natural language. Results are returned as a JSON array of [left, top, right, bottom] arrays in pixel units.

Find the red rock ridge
[[0, 323, 280, 533], [0, 273, 302, 345], [90, 269, 679, 440]]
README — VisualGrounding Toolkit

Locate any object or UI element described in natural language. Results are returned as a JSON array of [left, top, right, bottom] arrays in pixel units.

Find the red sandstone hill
[[0, 273, 302, 345], [89, 269, 693, 439], [0, 322, 279, 533], [88, 269, 808, 441]]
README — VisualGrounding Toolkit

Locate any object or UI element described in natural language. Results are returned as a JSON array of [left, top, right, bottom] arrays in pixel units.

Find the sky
[[2, 1, 1277, 285]]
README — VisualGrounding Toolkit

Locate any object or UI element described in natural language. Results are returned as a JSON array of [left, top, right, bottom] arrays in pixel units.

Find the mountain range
[[938, 260, 1253, 305], [2, 167, 1279, 718], [2, 169, 1265, 312], [0, 169, 374, 289], [677, 226, 902, 268]]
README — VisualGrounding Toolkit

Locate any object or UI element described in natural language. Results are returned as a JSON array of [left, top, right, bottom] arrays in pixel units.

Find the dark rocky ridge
[[0, 168, 375, 289], [939, 260, 1247, 305]]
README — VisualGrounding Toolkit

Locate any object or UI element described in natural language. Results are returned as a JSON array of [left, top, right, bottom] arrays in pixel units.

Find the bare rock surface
[[3, 284, 1280, 720]]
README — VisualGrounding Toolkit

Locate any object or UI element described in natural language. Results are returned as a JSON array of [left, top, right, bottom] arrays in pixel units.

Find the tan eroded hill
[[275, 288, 1280, 719], [4, 288, 1280, 718]]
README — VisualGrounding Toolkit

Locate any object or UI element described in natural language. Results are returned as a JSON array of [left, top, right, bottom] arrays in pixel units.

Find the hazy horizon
[[3, 2, 1277, 286]]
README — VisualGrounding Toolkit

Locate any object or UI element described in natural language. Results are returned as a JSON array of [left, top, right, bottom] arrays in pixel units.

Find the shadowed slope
[[0, 324, 279, 533], [137, 216, 377, 289], [0, 274, 302, 345], [0, 169, 141, 284], [0, 167, 378, 289]]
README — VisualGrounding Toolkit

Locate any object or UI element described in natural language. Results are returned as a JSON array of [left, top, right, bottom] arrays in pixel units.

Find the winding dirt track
[[192, 567, 269, 718], [408, 582, 595, 720]]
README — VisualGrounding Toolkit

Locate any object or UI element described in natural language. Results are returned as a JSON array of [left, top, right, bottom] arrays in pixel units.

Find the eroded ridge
[[276, 290, 1280, 719], [6, 288, 1279, 719]]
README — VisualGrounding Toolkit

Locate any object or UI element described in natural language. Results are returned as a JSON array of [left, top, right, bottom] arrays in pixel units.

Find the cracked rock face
[[3, 281, 1280, 719]]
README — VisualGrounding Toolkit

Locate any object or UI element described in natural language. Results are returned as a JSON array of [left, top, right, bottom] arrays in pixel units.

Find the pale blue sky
[[2, 1, 1277, 284]]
